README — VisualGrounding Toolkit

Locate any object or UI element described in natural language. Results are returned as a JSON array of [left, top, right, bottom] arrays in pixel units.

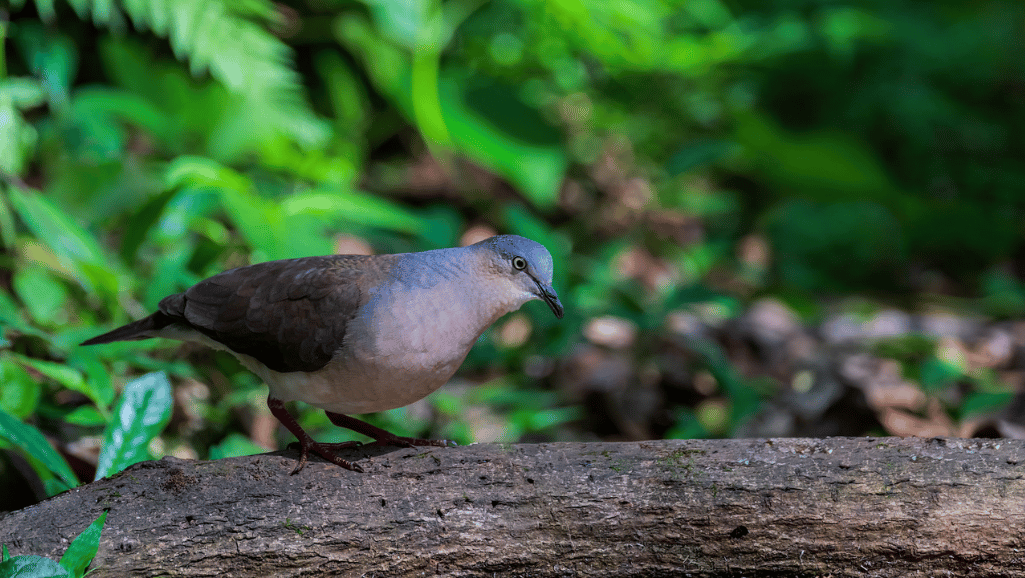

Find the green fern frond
[[19, 0, 328, 149]]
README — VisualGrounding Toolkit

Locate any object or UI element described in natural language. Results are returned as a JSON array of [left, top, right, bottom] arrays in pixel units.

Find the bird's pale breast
[[257, 274, 490, 414]]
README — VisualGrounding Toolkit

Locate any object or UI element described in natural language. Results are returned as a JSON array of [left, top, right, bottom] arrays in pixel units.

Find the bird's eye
[[512, 256, 527, 270]]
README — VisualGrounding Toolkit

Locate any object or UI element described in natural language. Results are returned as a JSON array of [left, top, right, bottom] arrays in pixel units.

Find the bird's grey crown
[[473, 234, 555, 284]]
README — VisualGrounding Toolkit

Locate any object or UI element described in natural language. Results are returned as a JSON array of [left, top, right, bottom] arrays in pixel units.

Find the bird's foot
[[268, 398, 365, 474], [290, 438, 364, 475]]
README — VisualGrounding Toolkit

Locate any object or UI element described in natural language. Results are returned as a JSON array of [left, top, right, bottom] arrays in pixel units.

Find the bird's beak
[[533, 279, 564, 319]]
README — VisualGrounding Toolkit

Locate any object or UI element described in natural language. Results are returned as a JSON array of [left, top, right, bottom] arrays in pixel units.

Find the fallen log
[[1, 437, 1023, 577]]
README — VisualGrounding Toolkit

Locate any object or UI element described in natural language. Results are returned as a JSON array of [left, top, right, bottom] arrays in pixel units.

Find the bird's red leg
[[326, 412, 455, 448], [267, 398, 364, 474]]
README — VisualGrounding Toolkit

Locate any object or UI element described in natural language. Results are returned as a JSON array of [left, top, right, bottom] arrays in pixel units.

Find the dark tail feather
[[81, 313, 171, 346]]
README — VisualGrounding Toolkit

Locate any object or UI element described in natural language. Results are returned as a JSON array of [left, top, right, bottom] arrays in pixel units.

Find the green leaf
[[30, 0, 57, 22], [733, 110, 896, 201], [95, 372, 173, 480], [59, 511, 107, 578], [6, 187, 118, 295], [920, 357, 963, 392], [7, 354, 99, 407], [117, 0, 329, 150], [0, 89, 39, 176], [78, 356, 116, 410], [961, 391, 1013, 419], [164, 155, 249, 196], [0, 78, 46, 109], [315, 51, 368, 136], [0, 287, 29, 329], [13, 23, 77, 108], [334, 14, 411, 109], [282, 189, 425, 235], [217, 187, 282, 260], [0, 555, 69, 578], [359, 0, 432, 48], [164, 157, 301, 260], [63, 406, 106, 428], [0, 408, 79, 490], [0, 357, 41, 418], [439, 74, 566, 208], [666, 139, 736, 175], [12, 267, 68, 326]]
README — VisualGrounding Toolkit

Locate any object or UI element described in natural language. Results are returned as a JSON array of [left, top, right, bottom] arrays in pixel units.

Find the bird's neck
[[404, 248, 526, 329]]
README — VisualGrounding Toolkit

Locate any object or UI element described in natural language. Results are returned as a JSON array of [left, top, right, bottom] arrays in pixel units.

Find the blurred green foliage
[[0, 0, 1022, 506]]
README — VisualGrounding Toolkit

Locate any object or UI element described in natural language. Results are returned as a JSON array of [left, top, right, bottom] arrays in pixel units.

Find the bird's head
[[474, 235, 564, 319]]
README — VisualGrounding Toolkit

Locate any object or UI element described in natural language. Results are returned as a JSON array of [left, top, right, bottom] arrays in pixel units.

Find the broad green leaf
[[0, 288, 29, 329], [315, 51, 368, 136], [74, 88, 167, 142], [95, 372, 173, 480], [6, 187, 117, 294], [260, 139, 360, 185], [920, 356, 963, 392], [0, 408, 79, 489], [666, 139, 736, 176], [359, 0, 432, 48], [334, 14, 411, 109], [12, 267, 68, 326], [142, 245, 196, 310], [217, 187, 281, 259], [164, 157, 286, 259], [961, 392, 1013, 419], [282, 189, 425, 234], [78, 356, 116, 410], [42, 476, 71, 497], [63, 406, 106, 427], [59, 511, 107, 577], [733, 110, 896, 201], [164, 156, 249, 192], [439, 75, 566, 208], [0, 78, 46, 109], [7, 354, 100, 407], [0, 357, 41, 418], [13, 23, 76, 107], [0, 91, 39, 176], [0, 555, 69, 578], [152, 189, 220, 243]]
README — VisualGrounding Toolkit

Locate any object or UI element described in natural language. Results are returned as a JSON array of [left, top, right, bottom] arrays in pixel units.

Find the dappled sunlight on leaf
[[95, 372, 173, 480]]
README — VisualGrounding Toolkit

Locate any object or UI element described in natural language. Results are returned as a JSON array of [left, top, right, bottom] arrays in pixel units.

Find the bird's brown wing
[[158, 255, 381, 373]]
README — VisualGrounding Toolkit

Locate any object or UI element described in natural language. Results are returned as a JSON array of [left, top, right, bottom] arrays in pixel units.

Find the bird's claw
[[288, 439, 364, 474]]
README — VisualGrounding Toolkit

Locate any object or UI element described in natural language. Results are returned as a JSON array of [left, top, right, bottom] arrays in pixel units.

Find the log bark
[[1, 437, 1024, 577]]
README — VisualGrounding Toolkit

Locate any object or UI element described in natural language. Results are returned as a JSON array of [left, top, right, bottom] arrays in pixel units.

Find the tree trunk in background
[[1, 437, 1023, 577]]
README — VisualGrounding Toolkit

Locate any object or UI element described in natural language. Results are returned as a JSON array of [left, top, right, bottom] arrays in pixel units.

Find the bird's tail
[[80, 313, 169, 346]]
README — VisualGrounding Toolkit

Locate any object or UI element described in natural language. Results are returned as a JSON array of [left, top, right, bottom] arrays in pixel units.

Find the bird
[[82, 235, 564, 474]]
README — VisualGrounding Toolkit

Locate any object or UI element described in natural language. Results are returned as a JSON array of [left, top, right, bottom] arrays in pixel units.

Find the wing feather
[[157, 255, 375, 372]]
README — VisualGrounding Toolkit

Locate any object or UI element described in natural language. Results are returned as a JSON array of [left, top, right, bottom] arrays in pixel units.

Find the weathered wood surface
[[2, 437, 1024, 577]]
